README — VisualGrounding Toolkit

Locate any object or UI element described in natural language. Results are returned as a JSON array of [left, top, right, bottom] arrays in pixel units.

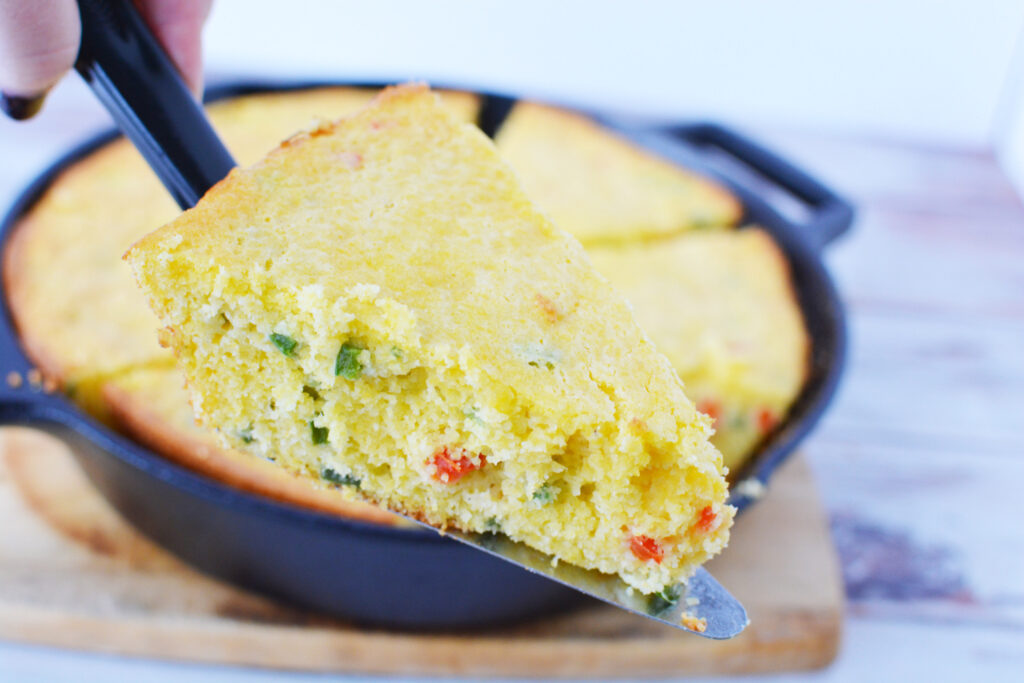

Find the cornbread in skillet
[[494, 102, 741, 245], [3, 87, 480, 402], [101, 366, 398, 523], [588, 229, 809, 472], [126, 84, 733, 593]]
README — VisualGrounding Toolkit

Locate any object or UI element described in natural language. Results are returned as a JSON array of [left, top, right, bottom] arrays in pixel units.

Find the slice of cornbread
[[126, 84, 732, 593], [101, 366, 401, 525], [4, 87, 478, 398], [588, 229, 809, 472], [494, 102, 741, 245]]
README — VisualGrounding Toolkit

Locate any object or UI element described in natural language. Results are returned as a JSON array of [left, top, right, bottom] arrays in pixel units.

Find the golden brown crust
[[100, 378, 401, 526], [4, 214, 73, 384]]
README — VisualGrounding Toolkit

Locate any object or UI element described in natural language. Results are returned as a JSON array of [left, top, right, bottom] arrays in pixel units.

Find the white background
[[200, 0, 1024, 148]]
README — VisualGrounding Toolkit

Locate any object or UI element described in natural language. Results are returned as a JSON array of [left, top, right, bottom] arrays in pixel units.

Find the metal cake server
[[448, 530, 747, 638], [70, 0, 748, 638]]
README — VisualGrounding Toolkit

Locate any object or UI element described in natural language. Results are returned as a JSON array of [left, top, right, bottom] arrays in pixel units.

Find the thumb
[[0, 0, 80, 98], [134, 0, 214, 99]]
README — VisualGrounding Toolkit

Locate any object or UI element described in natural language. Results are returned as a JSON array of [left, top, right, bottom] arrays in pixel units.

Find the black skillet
[[0, 0, 852, 629]]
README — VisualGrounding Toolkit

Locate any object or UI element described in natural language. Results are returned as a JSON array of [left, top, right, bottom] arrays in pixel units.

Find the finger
[[0, 0, 80, 96], [134, 0, 214, 98]]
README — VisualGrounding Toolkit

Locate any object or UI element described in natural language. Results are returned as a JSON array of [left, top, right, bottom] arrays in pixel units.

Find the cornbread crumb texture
[[681, 613, 708, 633], [495, 101, 741, 245], [127, 84, 733, 594], [4, 87, 479, 387], [588, 229, 809, 472], [100, 365, 401, 524]]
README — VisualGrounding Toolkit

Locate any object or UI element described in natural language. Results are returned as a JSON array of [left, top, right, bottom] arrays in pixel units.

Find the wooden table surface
[[1, 79, 1022, 681]]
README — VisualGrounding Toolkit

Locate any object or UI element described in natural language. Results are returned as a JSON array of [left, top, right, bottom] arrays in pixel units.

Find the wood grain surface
[[758, 130, 1024, 639], [0, 428, 842, 678]]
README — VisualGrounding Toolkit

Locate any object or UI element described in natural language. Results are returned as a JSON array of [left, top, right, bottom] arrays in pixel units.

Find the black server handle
[[74, 0, 236, 209]]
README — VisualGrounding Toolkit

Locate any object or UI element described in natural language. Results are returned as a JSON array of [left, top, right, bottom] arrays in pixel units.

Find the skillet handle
[[669, 123, 854, 250], [73, 0, 236, 210]]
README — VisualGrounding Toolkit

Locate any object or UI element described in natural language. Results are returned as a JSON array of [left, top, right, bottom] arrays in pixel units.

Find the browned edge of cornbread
[[3, 213, 70, 387], [496, 100, 744, 240]]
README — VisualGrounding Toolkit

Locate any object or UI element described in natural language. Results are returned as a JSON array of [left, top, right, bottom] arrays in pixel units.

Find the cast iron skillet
[[0, 19, 852, 634]]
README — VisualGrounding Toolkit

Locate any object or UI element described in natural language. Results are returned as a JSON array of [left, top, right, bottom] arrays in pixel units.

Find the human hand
[[0, 0, 213, 120]]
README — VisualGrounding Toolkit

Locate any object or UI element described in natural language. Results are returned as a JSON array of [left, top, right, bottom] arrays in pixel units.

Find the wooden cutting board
[[0, 427, 843, 677]]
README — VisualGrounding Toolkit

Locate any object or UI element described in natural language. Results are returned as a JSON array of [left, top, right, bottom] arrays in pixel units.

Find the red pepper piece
[[757, 408, 778, 434], [697, 398, 722, 428], [629, 534, 664, 564], [427, 446, 486, 484], [695, 505, 717, 533]]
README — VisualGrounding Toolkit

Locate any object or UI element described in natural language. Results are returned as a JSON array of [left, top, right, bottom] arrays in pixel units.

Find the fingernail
[[1, 91, 48, 121]]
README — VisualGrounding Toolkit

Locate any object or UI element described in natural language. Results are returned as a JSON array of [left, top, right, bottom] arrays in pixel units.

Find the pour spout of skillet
[[64, 0, 748, 639]]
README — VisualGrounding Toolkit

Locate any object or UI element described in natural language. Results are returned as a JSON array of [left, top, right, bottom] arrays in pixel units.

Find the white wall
[[203, 0, 1024, 147], [994, 24, 1024, 198]]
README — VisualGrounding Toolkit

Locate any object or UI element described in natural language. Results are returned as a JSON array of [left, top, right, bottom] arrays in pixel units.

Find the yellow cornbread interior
[[5, 87, 479, 390], [495, 102, 741, 245], [100, 365, 399, 523], [589, 229, 809, 472], [126, 85, 733, 593]]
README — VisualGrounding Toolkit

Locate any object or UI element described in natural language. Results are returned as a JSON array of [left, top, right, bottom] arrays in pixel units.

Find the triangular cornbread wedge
[[495, 101, 741, 244], [126, 84, 732, 593]]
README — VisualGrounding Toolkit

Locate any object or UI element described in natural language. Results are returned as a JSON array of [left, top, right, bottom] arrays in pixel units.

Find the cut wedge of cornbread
[[4, 87, 479, 396], [494, 102, 741, 245], [588, 229, 809, 472], [101, 366, 402, 525], [126, 84, 733, 593]]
